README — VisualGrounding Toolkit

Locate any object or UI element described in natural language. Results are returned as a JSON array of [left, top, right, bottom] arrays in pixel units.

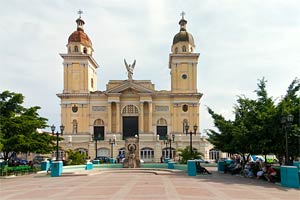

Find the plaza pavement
[[0, 167, 299, 200]]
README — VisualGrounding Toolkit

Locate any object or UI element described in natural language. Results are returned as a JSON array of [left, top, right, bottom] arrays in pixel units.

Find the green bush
[[66, 150, 86, 165], [177, 146, 203, 164]]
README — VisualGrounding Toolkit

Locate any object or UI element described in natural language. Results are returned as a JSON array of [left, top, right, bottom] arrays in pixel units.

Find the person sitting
[[243, 163, 254, 178], [264, 165, 277, 183], [196, 162, 211, 174], [256, 163, 267, 179]]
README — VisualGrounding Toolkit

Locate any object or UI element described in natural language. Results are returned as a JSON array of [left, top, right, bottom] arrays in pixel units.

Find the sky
[[1, 0, 299, 134]]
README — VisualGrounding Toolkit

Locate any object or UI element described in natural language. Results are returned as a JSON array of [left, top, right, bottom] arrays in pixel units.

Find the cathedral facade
[[57, 14, 213, 162]]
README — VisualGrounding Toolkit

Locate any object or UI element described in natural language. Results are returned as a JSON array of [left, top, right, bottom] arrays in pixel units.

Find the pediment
[[105, 81, 154, 94]]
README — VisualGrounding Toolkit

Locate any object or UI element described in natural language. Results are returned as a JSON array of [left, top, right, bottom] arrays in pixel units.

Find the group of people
[[243, 160, 277, 182], [224, 155, 277, 183]]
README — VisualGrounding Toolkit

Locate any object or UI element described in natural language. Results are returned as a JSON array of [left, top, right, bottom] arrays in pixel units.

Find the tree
[[0, 91, 58, 161], [207, 78, 300, 165]]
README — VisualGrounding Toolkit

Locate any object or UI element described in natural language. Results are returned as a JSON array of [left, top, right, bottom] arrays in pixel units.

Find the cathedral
[[57, 13, 213, 162]]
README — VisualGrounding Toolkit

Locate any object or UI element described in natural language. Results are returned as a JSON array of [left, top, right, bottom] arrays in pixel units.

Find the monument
[[122, 137, 140, 168]]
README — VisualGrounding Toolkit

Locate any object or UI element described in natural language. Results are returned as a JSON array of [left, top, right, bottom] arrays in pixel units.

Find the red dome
[[68, 30, 92, 47]]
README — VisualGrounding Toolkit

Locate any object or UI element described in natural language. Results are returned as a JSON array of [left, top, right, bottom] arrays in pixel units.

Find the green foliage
[[0, 91, 58, 161], [66, 149, 86, 165], [177, 146, 203, 164], [207, 78, 300, 164]]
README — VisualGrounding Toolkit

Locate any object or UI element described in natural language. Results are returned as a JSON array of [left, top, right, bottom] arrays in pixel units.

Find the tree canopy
[[207, 78, 300, 164], [0, 91, 58, 161]]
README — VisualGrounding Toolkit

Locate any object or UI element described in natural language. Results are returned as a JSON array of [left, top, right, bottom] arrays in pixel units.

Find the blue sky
[[1, 0, 299, 134]]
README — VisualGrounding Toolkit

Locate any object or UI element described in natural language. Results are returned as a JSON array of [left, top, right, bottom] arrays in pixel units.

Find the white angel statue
[[124, 59, 136, 80]]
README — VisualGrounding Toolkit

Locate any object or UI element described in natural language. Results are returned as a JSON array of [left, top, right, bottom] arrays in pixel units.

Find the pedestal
[[41, 161, 50, 171], [51, 161, 63, 177], [187, 160, 196, 176]]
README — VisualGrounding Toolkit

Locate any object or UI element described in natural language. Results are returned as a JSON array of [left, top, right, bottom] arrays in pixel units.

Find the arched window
[[182, 119, 188, 133], [91, 78, 94, 88], [175, 47, 178, 53], [83, 47, 87, 54], [72, 119, 78, 134], [122, 105, 139, 115], [75, 148, 88, 155], [94, 119, 105, 140], [162, 147, 175, 159], [209, 149, 220, 161], [182, 46, 186, 52], [74, 46, 79, 52], [68, 47, 71, 53], [141, 147, 154, 162]]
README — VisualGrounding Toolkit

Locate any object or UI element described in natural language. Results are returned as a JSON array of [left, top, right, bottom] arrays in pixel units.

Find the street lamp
[[51, 124, 64, 161], [109, 138, 115, 159], [164, 134, 175, 159], [185, 123, 198, 158], [281, 114, 294, 165], [93, 134, 99, 159]]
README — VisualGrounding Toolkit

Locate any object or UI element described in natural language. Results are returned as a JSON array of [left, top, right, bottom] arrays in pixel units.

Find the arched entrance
[[122, 105, 139, 139]]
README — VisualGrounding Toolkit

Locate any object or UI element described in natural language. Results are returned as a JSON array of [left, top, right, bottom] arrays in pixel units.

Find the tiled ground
[[0, 167, 299, 200]]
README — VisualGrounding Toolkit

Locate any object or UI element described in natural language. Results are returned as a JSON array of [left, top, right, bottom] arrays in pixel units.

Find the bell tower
[[169, 12, 200, 94], [60, 11, 99, 94]]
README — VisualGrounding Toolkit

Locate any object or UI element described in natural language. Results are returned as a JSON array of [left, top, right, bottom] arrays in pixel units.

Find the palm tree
[[177, 146, 203, 164]]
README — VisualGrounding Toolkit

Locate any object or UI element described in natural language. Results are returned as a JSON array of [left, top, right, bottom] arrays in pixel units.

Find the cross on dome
[[180, 11, 186, 19], [77, 9, 83, 18]]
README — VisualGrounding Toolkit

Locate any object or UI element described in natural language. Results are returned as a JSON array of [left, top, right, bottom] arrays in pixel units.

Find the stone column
[[148, 102, 153, 133], [139, 102, 144, 133], [107, 102, 112, 133], [116, 102, 120, 133]]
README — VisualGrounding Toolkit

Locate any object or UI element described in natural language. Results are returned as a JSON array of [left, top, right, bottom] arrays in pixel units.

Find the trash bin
[[217, 161, 225, 172], [281, 166, 300, 188], [164, 158, 170, 163], [168, 161, 175, 169], [41, 161, 50, 171], [187, 160, 197, 176], [51, 161, 63, 177], [85, 162, 93, 170], [109, 158, 115, 164]]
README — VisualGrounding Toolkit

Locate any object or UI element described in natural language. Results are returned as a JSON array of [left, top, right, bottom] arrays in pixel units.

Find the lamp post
[[164, 134, 175, 159], [109, 138, 115, 159], [185, 123, 198, 158], [93, 134, 99, 159], [51, 124, 64, 161], [281, 114, 294, 165]]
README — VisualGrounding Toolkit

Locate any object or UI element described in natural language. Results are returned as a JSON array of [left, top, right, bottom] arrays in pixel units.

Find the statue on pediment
[[124, 59, 136, 80]]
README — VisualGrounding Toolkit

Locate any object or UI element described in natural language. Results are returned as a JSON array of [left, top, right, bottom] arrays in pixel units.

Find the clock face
[[182, 74, 187, 79], [72, 105, 78, 113]]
